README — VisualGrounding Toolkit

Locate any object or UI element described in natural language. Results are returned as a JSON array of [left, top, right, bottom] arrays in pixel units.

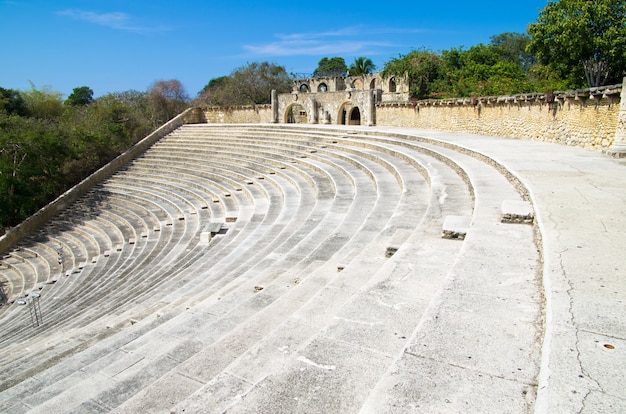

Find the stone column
[[270, 89, 279, 123], [606, 77, 626, 157], [310, 98, 319, 124], [368, 89, 376, 126]]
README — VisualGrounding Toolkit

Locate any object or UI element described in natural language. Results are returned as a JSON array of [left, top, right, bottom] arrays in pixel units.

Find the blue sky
[[1, 0, 550, 98]]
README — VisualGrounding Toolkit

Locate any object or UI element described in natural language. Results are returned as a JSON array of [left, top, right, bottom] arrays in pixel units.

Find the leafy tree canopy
[[65, 86, 94, 107], [147, 79, 189, 125], [527, 0, 626, 87], [382, 49, 443, 99], [196, 62, 292, 106], [348, 57, 376, 76], [0, 88, 156, 228], [21, 82, 64, 119], [489, 32, 534, 72], [0, 87, 27, 116], [313, 57, 348, 78]]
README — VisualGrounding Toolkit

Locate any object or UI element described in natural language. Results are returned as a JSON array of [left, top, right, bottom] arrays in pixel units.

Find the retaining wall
[[377, 93, 620, 150], [202, 105, 272, 124]]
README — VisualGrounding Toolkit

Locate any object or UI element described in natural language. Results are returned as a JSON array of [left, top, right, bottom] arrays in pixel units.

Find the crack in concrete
[[558, 250, 603, 399], [576, 388, 592, 414]]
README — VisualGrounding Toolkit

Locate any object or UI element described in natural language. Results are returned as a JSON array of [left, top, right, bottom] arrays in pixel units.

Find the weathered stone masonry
[[197, 76, 625, 154], [376, 87, 621, 151]]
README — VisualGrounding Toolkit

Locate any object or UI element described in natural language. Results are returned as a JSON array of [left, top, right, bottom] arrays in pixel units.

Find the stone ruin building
[[272, 73, 409, 126]]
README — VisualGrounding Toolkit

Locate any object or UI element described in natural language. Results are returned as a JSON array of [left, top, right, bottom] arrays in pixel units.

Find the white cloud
[[57, 9, 170, 33], [242, 26, 401, 57]]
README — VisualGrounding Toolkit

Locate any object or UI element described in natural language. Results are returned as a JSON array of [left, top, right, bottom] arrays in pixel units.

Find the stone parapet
[[377, 84, 622, 151], [201, 104, 272, 124]]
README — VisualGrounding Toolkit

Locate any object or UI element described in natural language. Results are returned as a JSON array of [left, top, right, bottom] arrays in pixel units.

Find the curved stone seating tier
[[0, 124, 541, 413]]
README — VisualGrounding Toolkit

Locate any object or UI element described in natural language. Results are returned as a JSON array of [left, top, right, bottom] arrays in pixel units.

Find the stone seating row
[[0, 124, 394, 374], [0, 125, 338, 368], [159, 126, 536, 413], [0, 124, 510, 412], [0, 123, 438, 340], [133, 125, 533, 412]]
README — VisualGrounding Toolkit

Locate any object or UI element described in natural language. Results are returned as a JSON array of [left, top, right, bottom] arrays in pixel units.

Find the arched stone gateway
[[285, 103, 307, 124], [339, 103, 362, 125], [275, 73, 409, 126], [349, 107, 361, 125]]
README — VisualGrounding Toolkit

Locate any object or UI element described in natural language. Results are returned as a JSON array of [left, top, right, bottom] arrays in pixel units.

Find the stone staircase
[[0, 124, 541, 413]]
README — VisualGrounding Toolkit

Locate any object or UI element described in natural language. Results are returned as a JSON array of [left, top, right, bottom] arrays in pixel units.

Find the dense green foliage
[[348, 57, 376, 76], [382, 33, 558, 99], [376, 1, 625, 97], [313, 57, 348, 78], [65, 86, 94, 107], [196, 62, 292, 106], [0, 84, 184, 229], [527, 0, 626, 87], [0, 87, 27, 116]]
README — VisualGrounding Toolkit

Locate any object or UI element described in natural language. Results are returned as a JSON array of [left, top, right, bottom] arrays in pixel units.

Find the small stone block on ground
[[442, 215, 471, 239], [501, 200, 534, 223]]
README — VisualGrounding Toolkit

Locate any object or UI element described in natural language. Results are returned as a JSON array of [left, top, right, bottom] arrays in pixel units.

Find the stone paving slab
[[376, 126, 626, 413], [360, 352, 536, 414]]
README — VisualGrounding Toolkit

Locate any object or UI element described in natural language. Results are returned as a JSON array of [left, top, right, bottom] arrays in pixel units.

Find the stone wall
[[197, 87, 621, 150], [202, 105, 272, 124], [277, 89, 376, 125], [377, 88, 621, 150]]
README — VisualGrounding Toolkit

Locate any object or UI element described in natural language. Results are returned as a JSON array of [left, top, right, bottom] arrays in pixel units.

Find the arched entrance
[[349, 107, 361, 125], [338, 103, 362, 125], [285, 103, 307, 123]]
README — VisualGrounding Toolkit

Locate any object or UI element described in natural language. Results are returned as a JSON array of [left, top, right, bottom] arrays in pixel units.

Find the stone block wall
[[202, 105, 272, 124], [377, 94, 620, 150]]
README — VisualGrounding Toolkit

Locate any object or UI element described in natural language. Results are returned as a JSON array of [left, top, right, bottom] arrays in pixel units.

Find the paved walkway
[[380, 127, 626, 413]]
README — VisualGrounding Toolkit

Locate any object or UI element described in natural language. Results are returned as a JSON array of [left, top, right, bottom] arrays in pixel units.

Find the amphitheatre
[[0, 74, 625, 413]]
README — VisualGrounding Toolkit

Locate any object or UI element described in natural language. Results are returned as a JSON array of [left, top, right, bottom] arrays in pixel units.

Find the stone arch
[[338, 102, 362, 125], [389, 77, 397, 92], [349, 107, 361, 125], [369, 78, 376, 89], [352, 78, 364, 89], [299, 84, 309, 93], [285, 103, 307, 124], [318, 83, 328, 93]]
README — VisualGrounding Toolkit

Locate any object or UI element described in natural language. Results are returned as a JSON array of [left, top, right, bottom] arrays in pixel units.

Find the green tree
[[198, 76, 232, 106], [490, 32, 535, 72], [0, 87, 27, 116], [348, 57, 376, 76], [60, 93, 152, 182], [313, 57, 348, 78], [0, 87, 154, 229], [0, 114, 69, 226], [429, 43, 531, 97], [21, 83, 64, 119], [147, 79, 189, 126], [382, 49, 443, 99], [196, 62, 292, 106], [527, 0, 626, 87], [65, 86, 94, 106]]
